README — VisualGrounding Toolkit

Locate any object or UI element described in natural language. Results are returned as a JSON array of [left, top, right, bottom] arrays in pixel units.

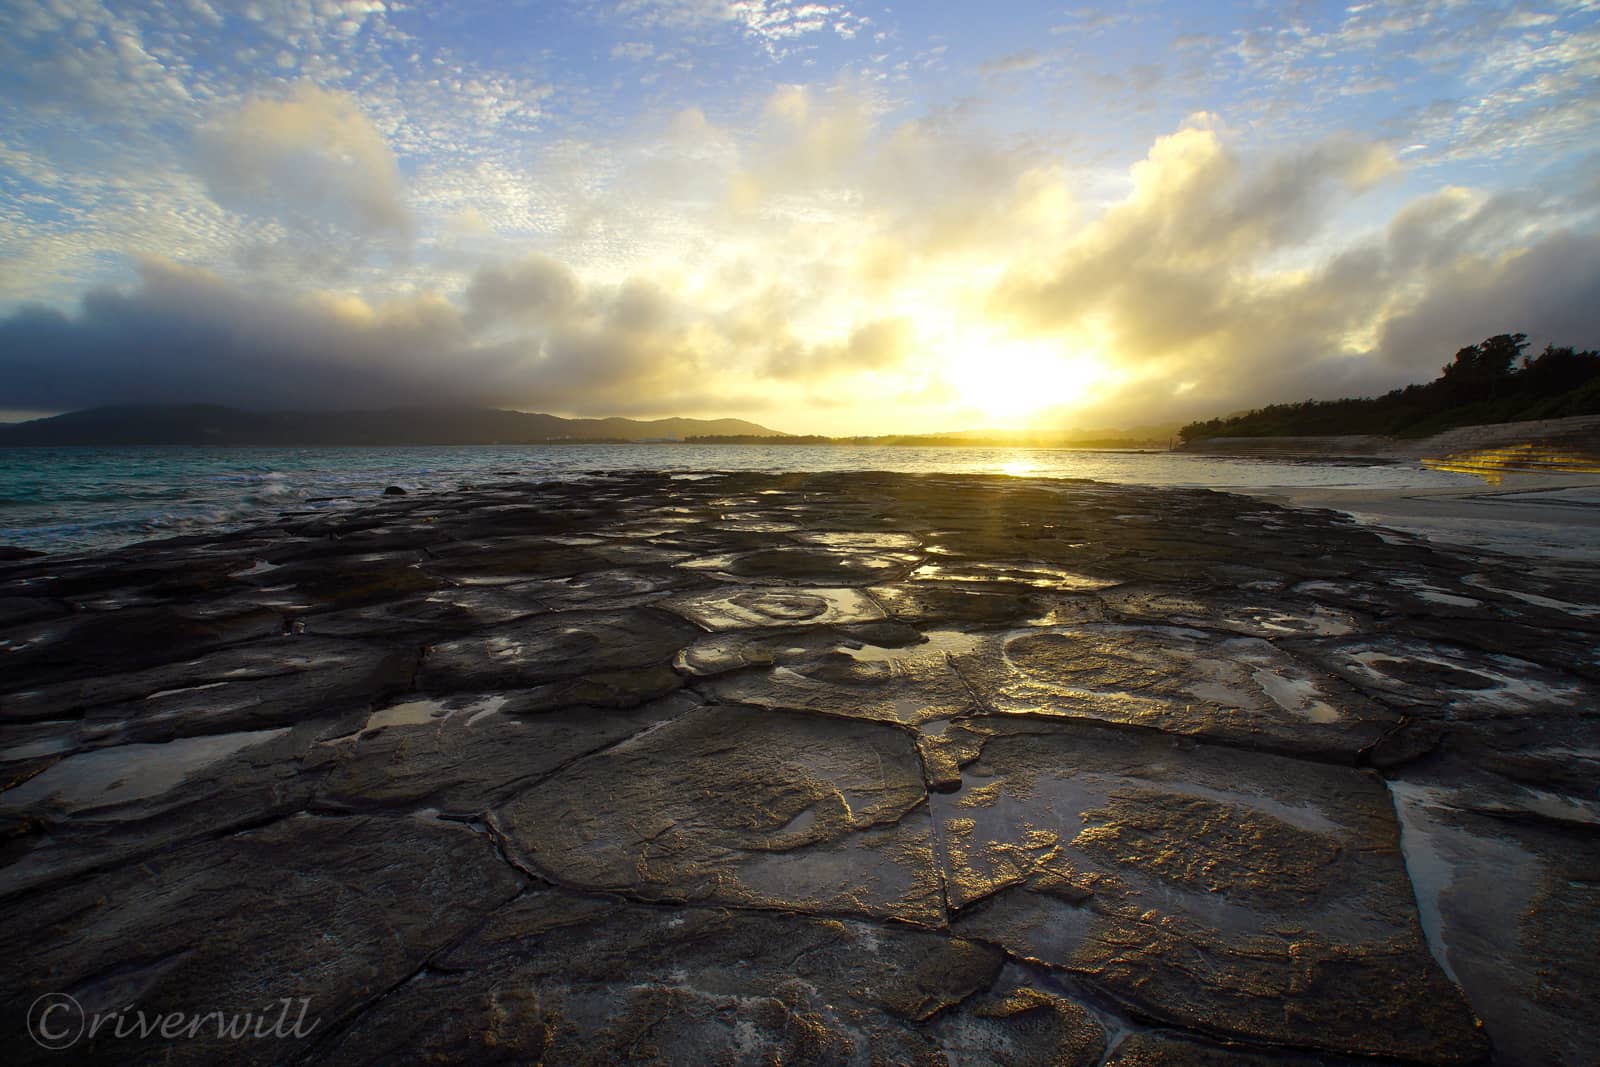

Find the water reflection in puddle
[[838, 630, 985, 664], [912, 561, 1117, 591], [324, 694, 512, 745], [666, 587, 884, 630], [0, 729, 291, 813]]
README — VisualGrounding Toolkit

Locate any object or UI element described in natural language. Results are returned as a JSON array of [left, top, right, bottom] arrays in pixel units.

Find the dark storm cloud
[[0, 258, 483, 411], [0, 256, 667, 412], [0, 253, 894, 416]]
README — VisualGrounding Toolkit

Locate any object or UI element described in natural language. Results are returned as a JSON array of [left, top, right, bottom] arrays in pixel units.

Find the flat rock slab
[[949, 623, 1399, 759], [684, 626, 981, 726], [2, 636, 416, 739], [663, 584, 885, 630], [926, 717, 1483, 1063], [0, 720, 345, 899], [495, 704, 945, 925], [0, 813, 522, 1066], [317, 691, 702, 815], [311, 890, 1080, 1067], [1, 469, 1596, 1063], [417, 608, 697, 691], [1390, 765, 1600, 1067]]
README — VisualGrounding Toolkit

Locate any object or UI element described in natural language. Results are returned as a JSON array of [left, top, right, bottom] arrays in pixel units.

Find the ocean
[[0, 444, 1493, 556]]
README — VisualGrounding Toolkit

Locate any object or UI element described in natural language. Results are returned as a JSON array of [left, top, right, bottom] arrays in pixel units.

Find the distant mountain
[[0, 404, 786, 446], [684, 423, 1180, 448]]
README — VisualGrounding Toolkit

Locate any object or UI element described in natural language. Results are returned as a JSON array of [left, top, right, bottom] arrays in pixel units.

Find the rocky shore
[[2, 470, 1597, 1064]]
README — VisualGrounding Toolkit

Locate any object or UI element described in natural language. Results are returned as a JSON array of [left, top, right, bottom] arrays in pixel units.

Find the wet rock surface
[[1, 470, 1596, 1065]]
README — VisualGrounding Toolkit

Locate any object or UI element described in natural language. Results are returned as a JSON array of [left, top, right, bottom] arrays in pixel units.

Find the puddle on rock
[[839, 630, 986, 664], [323, 694, 512, 744], [1251, 669, 1343, 723], [1335, 642, 1590, 717], [794, 531, 923, 551], [0, 729, 291, 814], [1388, 779, 1541, 987], [665, 587, 885, 631], [911, 561, 1118, 591], [1461, 574, 1600, 618]]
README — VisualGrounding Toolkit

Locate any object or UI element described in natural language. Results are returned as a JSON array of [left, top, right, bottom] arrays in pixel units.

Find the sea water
[[0, 444, 1491, 555]]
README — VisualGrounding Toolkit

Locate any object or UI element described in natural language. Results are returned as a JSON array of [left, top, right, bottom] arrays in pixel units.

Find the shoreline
[[1176, 412, 1600, 561], [1181, 411, 1600, 463], [7, 457, 1600, 565], [0, 446, 1450, 558], [1245, 470, 1600, 562]]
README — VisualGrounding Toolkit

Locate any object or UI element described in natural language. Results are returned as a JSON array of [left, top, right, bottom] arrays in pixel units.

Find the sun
[[941, 333, 1108, 426]]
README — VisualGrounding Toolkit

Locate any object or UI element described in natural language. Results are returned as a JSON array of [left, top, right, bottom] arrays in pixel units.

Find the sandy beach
[[1186, 413, 1600, 561], [1249, 472, 1600, 561]]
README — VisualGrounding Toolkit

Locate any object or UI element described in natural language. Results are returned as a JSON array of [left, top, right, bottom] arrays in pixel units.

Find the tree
[[1441, 333, 1527, 379], [1520, 343, 1600, 394], [1440, 333, 1527, 400], [1179, 330, 1600, 442]]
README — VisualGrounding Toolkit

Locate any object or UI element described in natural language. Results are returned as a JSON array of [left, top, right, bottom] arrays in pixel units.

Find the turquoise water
[[0, 444, 1486, 555]]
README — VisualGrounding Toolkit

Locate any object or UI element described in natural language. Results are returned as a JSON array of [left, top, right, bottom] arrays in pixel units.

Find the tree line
[[1178, 334, 1600, 442]]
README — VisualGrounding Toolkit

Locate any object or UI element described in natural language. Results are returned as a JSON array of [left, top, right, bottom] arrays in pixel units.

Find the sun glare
[[942, 334, 1108, 426]]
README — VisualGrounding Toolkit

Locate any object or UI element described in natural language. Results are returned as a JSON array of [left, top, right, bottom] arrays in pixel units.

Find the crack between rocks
[[288, 881, 525, 1065], [1000, 901, 1482, 1067], [946, 655, 1000, 718], [492, 703, 722, 800], [0, 800, 317, 906], [464, 813, 963, 938]]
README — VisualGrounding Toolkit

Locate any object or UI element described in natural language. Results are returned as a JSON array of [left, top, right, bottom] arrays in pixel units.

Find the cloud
[[0, 251, 912, 418], [766, 316, 912, 378], [993, 122, 1398, 335], [614, 0, 867, 57], [0, 257, 470, 410], [194, 82, 412, 241], [981, 50, 1050, 76], [0, 254, 649, 412], [735, 84, 876, 198], [4, 43, 1598, 437], [0, 0, 195, 119], [721, 83, 1073, 262], [986, 119, 1600, 425], [1209, 1, 1600, 165], [466, 255, 584, 328], [1375, 231, 1600, 373]]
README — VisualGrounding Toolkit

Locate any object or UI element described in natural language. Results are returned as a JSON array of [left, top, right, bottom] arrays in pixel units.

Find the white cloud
[[194, 82, 413, 240], [614, 0, 868, 57]]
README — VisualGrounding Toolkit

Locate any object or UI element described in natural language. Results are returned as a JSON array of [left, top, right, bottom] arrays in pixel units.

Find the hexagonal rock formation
[[2, 470, 1596, 1065]]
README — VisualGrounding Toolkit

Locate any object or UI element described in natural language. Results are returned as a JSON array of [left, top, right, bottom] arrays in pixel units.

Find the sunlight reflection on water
[[0, 442, 1505, 553], [1422, 444, 1600, 486]]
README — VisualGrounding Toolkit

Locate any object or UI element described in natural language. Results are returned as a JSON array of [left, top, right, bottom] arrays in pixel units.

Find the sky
[[1, 0, 1598, 434]]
